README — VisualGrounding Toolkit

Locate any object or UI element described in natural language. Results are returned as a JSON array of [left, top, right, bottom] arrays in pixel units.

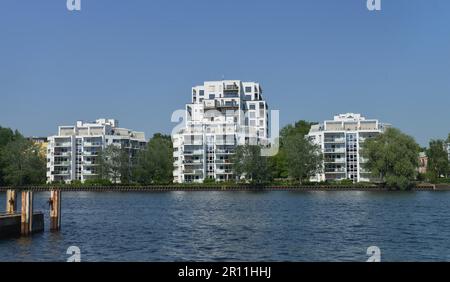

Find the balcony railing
[[53, 161, 70, 166], [183, 150, 204, 155], [183, 169, 204, 175], [324, 158, 345, 163], [84, 142, 102, 147], [54, 152, 71, 157], [324, 148, 345, 153], [216, 149, 234, 154], [183, 159, 203, 164], [51, 171, 70, 175], [55, 142, 71, 147], [215, 159, 233, 164], [224, 84, 239, 91], [215, 169, 233, 174], [324, 138, 345, 143], [324, 168, 346, 173]]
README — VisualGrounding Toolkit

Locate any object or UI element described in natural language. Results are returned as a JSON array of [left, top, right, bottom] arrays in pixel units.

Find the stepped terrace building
[[307, 113, 390, 183], [173, 80, 269, 183], [47, 119, 146, 183]]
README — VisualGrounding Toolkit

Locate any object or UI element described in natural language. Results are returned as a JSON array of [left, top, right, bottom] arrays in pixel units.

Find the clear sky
[[0, 0, 449, 146]]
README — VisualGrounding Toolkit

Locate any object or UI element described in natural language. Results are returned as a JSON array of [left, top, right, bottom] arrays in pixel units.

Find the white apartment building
[[173, 80, 269, 183], [447, 142, 450, 162], [47, 119, 147, 183], [307, 113, 390, 183]]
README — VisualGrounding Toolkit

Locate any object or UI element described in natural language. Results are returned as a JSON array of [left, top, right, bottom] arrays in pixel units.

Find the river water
[[0, 191, 449, 261]]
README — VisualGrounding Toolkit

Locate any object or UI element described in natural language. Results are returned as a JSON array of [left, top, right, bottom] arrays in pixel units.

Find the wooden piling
[[6, 189, 17, 214], [49, 190, 61, 231], [21, 191, 33, 236]]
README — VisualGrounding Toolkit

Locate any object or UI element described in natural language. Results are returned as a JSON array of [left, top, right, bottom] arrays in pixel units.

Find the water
[[0, 191, 450, 261]]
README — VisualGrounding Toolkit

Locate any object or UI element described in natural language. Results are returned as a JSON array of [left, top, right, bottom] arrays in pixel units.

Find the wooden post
[[49, 190, 61, 231], [21, 191, 34, 236], [6, 189, 17, 214]]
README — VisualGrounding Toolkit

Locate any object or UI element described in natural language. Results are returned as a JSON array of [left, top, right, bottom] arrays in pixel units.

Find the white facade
[[47, 119, 147, 183], [173, 80, 269, 183], [447, 142, 450, 162], [307, 113, 390, 183]]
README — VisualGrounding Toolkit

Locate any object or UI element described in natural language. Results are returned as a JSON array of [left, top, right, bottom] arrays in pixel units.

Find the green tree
[[426, 139, 449, 181], [284, 133, 323, 183], [133, 133, 173, 184], [98, 145, 131, 184], [270, 120, 316, 179], [232, 145, 270, 184], [0, 137, 46, 186], [0, 126, 23, 185], [361, 128, 420, 190]]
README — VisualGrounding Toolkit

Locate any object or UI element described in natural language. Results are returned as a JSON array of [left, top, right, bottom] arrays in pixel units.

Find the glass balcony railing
[[55, 142, 71, 147], [324, 148, 345, 153]]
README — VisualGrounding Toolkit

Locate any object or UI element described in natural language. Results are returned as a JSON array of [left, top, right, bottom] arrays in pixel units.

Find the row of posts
[[5, 189, 61, 236]]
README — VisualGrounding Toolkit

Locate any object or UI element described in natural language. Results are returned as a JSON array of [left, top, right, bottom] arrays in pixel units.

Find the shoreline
[[0, 184, 449, 192]]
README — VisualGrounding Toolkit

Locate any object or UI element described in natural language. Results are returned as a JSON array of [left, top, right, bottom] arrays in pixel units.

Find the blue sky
[[0, 0, 449, 146]]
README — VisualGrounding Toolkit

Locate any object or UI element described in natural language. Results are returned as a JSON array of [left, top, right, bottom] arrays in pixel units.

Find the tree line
[[1, 123, 449, 190], [86, 133, 173, 185], [229, 123, 450, 190], [0, 126, 46, 186]]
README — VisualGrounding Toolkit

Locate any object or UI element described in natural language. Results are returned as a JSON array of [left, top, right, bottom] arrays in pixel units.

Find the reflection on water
[[0, 191, 449, 261]]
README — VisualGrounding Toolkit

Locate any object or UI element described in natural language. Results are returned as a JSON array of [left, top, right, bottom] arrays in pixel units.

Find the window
[[245, 86, 252, 93], [209, 94, 215, 99], [249, 104, 256, 110], [199, 90, 204, 96]]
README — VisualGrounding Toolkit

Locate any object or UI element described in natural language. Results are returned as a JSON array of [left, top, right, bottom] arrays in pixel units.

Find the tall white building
[[173, 80, 269, 183], [447, 142, 450, 162], [307, 113, 390, 183], [47, 119, 147, 183]]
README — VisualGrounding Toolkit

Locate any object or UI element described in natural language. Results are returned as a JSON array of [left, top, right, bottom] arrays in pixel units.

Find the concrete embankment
[[0, 213, 44, 239], [1, 184, 449, 192]]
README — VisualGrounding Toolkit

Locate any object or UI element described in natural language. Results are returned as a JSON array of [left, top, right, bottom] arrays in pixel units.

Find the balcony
[[82, 170, 97, 175], [53, 161, 70, 166], [183, 159, 203, 164], [215, 159, 233, 164], [54, 152, 71, 157], [325, 168, 346, 173], [324, 158, 345, 164], [183, 169, 204, 175], [224, 84, 239, 91], [215, 169, 233, 174], [217, 102, 239, 108], [183, 150, 203, 155], [84, 142, 102, 147], [52, 171, 70, 175], [324, 148, 345, 153], [215, 140, 235, 146], [324, 138, 345, 143], [216, 149, 234, 154], [55, 142, 71, 147], [83, 151, 99, 156]]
